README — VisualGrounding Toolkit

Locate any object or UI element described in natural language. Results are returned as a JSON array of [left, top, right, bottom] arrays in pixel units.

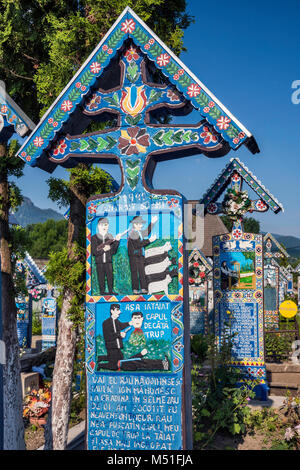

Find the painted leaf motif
[[80, 140, 89, 151], [105, 93, 119, 107], [126, 159, 141, 169], [126, 166, 140, 178], [125, 114, 142, 126], [148, 89, 164, 105], [127, 175, 138, 190], [126, 62, 139, 83]]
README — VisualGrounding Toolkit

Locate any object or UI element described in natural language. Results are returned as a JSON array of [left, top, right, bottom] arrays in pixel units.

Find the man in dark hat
[[91, 217, 121, 295], [97, 304, 133, 370], [127, 214, 158, 294]]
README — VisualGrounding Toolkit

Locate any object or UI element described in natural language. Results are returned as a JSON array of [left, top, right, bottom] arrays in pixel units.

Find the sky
[[13, 0, 300, 238]]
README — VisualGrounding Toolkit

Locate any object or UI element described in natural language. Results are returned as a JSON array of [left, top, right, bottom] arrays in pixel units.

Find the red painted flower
[[61, 100, 73, 112], [118, 127, 150, 156], [193, 262, 199, 268], [200, 126, 218, 144], [173, 327, 179, 335], [86, 93, 101, 111], [0, 105, 8, 113], [88, 203, 97, 214], [33, 136, 44, 147], [90, 62, 101, 74], [156, 53, 170, 67], [173, 358, 179, 366], [121, 19, 136, 33], [203, 106, 210, 113], [53, 139, 67, 156], [187, 83, 201, 98], [125, 46, 139, 62], [199, 272, 205, 279], [189, 277, 195, 284], [216, 116, 231, 130]]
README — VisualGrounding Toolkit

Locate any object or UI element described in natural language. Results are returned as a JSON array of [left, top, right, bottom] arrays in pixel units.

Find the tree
[[24, 219, 68, 258], [0, 0, 194, 449], [0, 139, 27, 449], [221, 215, 260, 234]]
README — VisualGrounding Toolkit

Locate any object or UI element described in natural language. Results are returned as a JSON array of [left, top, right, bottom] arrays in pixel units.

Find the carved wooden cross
[[48, 42, 230, 197]]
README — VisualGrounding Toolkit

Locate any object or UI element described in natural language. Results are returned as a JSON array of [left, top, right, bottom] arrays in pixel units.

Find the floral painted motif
[[121, 19, 136, 33], [125, 46, 139, 62], [33, 136, 44, 147], [86, 94, 101, 111], [166, 89, 181, 102], [118, 127, 150, 155], [187, 84, 201, 98], [156, 53, 170, 67], [200, 126, 218, 144], [216, 116, 231, 130], [90, 62, 102, 74], [167, 198, 179, 208], [53, 139, 67, 156], [61, 100, 73, 112], [88, 202, 98, 214], [0, 105, 8, 113]]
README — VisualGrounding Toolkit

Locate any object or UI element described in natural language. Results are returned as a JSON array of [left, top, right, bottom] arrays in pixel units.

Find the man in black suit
[[97, 304, 133, 370], [127, 215, 158, 294], [91, 217, 120, 295]]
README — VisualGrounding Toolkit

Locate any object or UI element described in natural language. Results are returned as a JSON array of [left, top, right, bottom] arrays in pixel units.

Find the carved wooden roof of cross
[[17, 7, 259, 176], [0, 81, 35, 143]]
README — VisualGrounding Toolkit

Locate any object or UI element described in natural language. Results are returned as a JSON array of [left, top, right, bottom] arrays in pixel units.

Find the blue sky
[[14, 0, 300, 237]]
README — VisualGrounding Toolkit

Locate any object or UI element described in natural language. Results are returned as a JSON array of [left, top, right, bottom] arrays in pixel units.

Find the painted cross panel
[[213, 233, 268, 400]]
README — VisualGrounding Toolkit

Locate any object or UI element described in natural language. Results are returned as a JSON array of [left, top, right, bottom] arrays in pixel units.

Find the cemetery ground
[[22, 323, 300, 451]]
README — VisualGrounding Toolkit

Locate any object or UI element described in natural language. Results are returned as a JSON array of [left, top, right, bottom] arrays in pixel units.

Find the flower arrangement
[[23, 386, 51, 422], [189, 259, 206, 285], [222, 188, 252, 219]]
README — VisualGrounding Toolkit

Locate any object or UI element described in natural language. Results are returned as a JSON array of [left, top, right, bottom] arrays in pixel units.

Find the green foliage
[[0, 0, 193, 119], [220, 215, 260, 234], [32, 312, 42, 336], [45, 243, 85, 325], [24, 219, 68, 258], [192, 330, 257, 449], [265, 328, 296, 361], [190, 334, 209, 365]]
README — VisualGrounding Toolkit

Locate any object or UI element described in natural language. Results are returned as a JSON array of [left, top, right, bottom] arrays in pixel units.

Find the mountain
[[262, 232, 300, 259], [13, 197, 64, 227]]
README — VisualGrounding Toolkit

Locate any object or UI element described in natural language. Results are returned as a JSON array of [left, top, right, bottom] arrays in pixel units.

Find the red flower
[[173, 327, 179, 335], [193, 262, 199, 268], [125, 47, 139, 62], [173, 358, 179, 366]]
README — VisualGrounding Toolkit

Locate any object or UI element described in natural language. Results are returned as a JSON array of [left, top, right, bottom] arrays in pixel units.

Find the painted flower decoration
[[1, 105, 8, 113], [156, 53, 170, 67], [121, 19, 136, 33], [174, 342, 183, 353], [118, 127, 150, 155], [207, 202, 218, 214], [90, 62, 101, 74], [167, 89, 180, 102], [60, 100, 73, 112], [232, 228, 242, 239], [88, 202, 97, 214], [187, 84, 201, 98], [167, 198, 179, 208], [216, 116, 231, 130], [256, 199, 268, 211], [200, 126, 218, 145], [86, 93, 101, 111], [52, 139, 67, 156], [125, 47, 139, 62], [33, 136, 44, 147]]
